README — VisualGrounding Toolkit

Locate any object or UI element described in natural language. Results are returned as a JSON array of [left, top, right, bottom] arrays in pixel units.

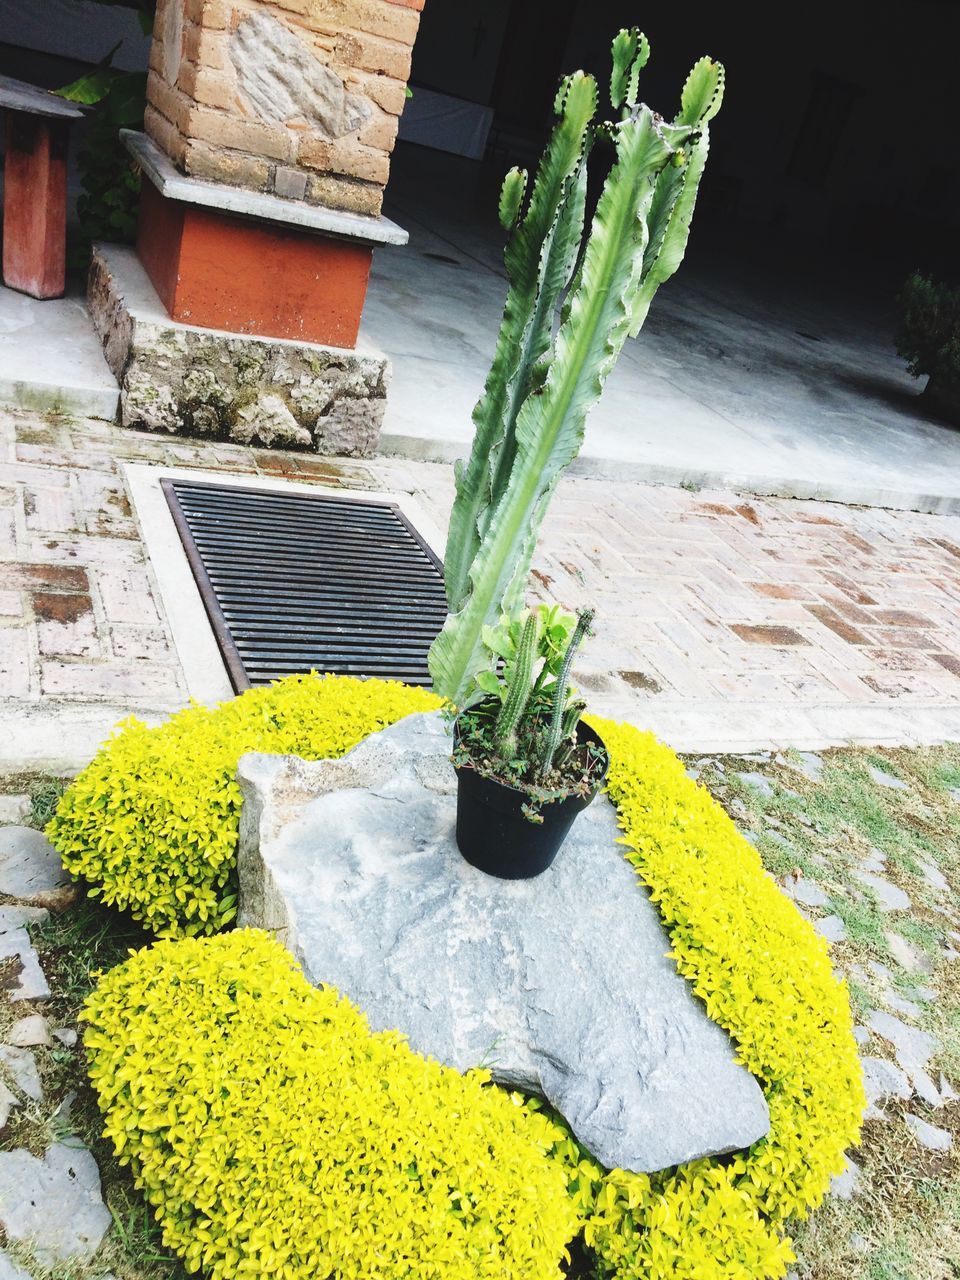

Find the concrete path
[[1, 408, 959, 772], [0, 284, 119, 421], [365, 149, 960, 514]]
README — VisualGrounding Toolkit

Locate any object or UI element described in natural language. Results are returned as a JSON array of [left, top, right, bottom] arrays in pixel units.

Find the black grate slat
[[162, 478, 447, 691]]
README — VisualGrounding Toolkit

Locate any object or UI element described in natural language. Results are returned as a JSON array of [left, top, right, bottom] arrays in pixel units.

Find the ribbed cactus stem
[[494, 611, 539, 755], [539, 609, 594, 777]]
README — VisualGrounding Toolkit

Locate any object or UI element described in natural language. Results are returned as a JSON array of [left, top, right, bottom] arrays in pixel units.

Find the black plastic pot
[[452, 716, 609, 879]]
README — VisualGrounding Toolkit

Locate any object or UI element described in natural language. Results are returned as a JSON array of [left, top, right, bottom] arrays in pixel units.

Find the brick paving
[[1, 407, 960, 769]]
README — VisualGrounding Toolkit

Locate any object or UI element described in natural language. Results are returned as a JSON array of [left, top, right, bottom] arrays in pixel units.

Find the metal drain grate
[[162, 478, 448, 691]]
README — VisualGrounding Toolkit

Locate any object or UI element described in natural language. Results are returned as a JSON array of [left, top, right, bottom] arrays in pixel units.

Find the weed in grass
[[28, 774, 67, 830]]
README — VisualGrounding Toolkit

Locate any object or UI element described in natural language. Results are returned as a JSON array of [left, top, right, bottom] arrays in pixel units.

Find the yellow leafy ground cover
[[82, 930, 583, 1280], [57, 675, 864, 1278]]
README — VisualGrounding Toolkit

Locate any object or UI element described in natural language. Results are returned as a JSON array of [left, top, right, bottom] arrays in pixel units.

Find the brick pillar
[[146, 0, 424, 217]]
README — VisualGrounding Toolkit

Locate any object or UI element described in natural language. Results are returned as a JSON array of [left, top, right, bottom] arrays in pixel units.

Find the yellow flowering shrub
[[67, 676, 864, 1279], [581, 715, 866, 1279], [83, 930, 581, 1280], [47, 674, 440, 937]]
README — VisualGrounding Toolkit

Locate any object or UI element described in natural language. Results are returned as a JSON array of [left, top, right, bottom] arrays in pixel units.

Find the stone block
[[189, 105, 296, 162], [349, 68, 409, 116], [333, 29, 412, 80], [88, 244, 389, 458], [229, 12, 372, 138], [146, 70, 192, 135], [178, 64, 238, 112], [299, 135, 389, 184], [274, 165, 309, 200], [181, 138, 271, 190], [305, 171, 382, 216], [237, 712, 770, 1174], [182, 19, 230, 71], [143, 105, 186, 167]]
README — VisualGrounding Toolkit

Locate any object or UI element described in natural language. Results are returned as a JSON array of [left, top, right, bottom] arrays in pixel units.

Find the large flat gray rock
[[237, 712, 769, 1174]]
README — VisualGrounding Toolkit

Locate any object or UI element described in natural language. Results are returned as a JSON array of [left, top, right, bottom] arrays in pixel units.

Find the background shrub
[[47, 674, 440, 937], [83, 930, 581, 1280]]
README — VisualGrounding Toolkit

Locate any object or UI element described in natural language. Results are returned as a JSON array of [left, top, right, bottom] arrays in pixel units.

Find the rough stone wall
[[89, 247, 390, 457], [146, 0, 424, 217]]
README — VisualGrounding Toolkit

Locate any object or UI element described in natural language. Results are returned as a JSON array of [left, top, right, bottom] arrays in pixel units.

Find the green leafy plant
[[428, 29, 723, 708], [453, 604, 605, 818], [57, 44, 148, 262], [896, 272, 960, 407]]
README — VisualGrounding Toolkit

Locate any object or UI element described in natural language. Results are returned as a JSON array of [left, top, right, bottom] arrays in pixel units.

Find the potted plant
[[452, 605, 608, 877], [896, 272, 960, 425], [428, 28, 724, 873]]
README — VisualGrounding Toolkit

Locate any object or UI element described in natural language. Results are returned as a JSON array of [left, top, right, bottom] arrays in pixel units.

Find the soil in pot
[[452, 702, 609, 879]]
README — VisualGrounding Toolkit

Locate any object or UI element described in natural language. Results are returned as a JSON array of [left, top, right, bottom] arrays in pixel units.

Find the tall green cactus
[[429, 32, 724, 707]]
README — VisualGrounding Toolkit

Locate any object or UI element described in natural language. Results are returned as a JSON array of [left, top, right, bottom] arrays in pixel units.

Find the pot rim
[[453, 701, 610, 803]]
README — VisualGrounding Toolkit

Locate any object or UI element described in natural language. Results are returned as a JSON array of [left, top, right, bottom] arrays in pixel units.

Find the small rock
[[737, 771, 775, 797], [0, 1046, 42, 1102], [6, 1015, 51, 1048], [0, 1081, 18, 1129], [815, 915, 847, 944], [0, 1249, 31, 1280], [0, 1141, 111, 1264], [861, 1055, 911, 1104], [783, 876, 830, 908], [868, 765, 909, 791], [830, 1155, 861, 1200], [853, 870, 911, 912], [867, 1009, 938, 1074], [52, 1028, 77, 1048], [917, 859, 950, 894], [904, 1113, 953, 1151], [0, 827, 73, 907], [0, 795, 30, 825], [849, 1233, 871, 1254], [853, 1026, 870, 1046], [914, 985, 937, 1003], [939, 1074, 958, 1101]]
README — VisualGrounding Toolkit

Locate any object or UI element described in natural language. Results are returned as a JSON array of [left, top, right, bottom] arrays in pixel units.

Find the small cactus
[[494, 609, 539, 756], [538, 609, 594, 777]]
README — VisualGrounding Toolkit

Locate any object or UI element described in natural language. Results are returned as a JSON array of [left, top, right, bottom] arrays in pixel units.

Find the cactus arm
[[627, 57, 725, 338], [494, 610, 539, 754], [443, 74, 597, 615], [610, 28, 650, 112], [539, 609, 594, 776], [429, 110, 691, 705], [498, 166, 527, 230]]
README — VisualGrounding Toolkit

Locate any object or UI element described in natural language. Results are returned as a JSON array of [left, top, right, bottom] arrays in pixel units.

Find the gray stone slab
[[861, 1055, 911, 1105], [867, 1009, 938, 1074], [830, 1155, 861, 1200], [0, 827, 70, 901], [782, 876, 830, 909], [885, 930, 934, 976], [0, 74, 85, 118], [853, 870, 911, 912], [791, 751, 824, 783], [0, 796, 30, 825], [0, 1142, 110, 1264], [124, 130, 408, 247], [904, 1114, 952, 1151], [0, 1082, 18, 1130], [237, 712, 770, 1174], [884, 991, 922, 1020], [815, 914, 847, 944], [0, 927, 50, 1002], [0, 1046, 42, 1102], [918, 859, 950, 894], [867, 765, 909, 791], [0, 1249, 31, 1280], [736, 771, 775, 797]]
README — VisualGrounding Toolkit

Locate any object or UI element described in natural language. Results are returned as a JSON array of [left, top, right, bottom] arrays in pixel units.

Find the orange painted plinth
[[136, 180, 373, 349]]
